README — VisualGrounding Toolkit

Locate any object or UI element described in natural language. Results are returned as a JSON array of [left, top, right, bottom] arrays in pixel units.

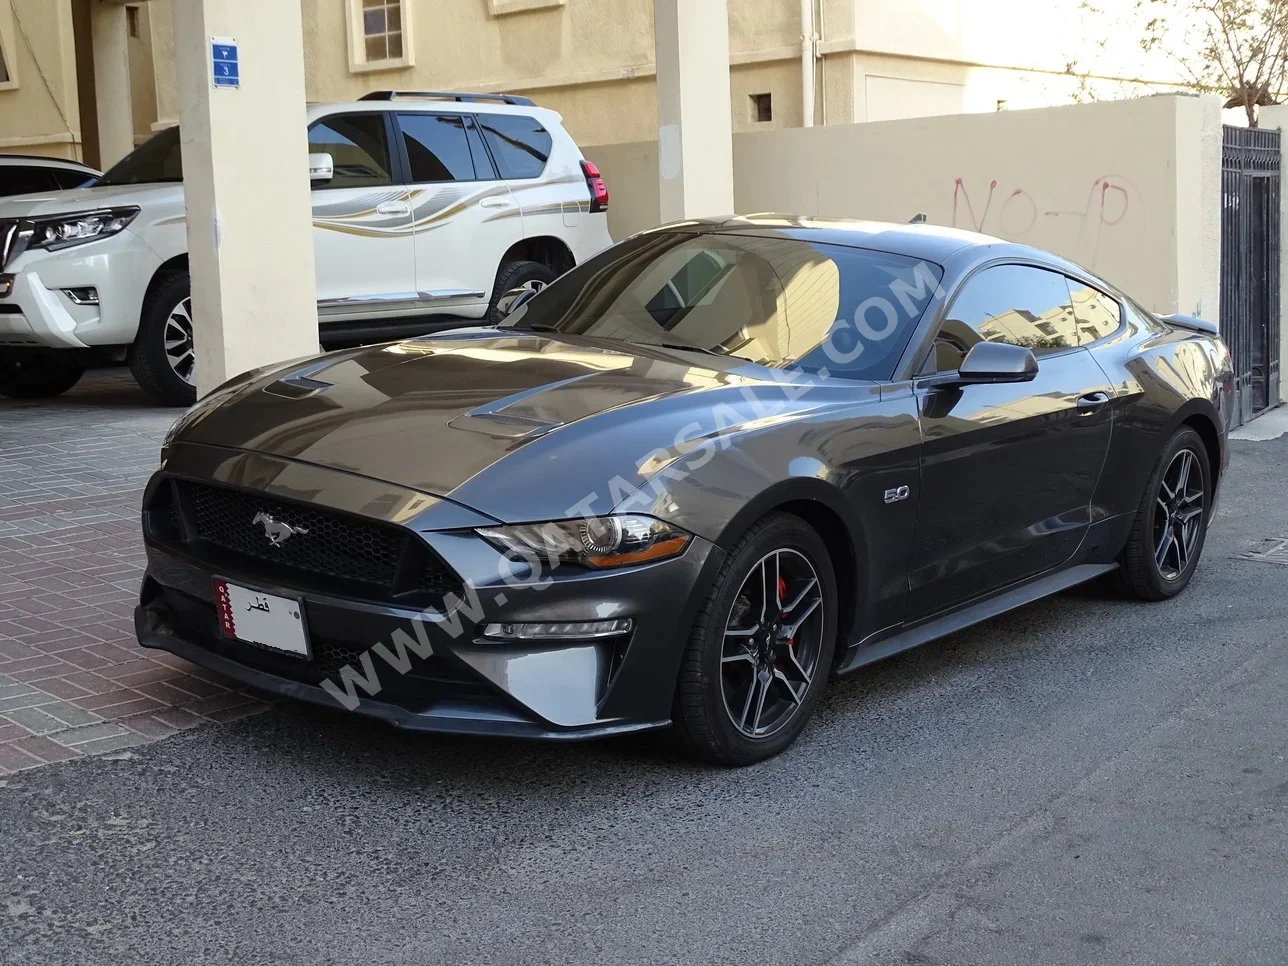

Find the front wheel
[[0, 349, 85, 399], [672, 512, 838, 766], [129, 271, 196, 406], [1117, 427, 1211, 600]]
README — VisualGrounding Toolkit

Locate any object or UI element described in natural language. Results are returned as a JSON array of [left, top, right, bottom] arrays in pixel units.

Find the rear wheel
[[487, 260, 555, 324], [672, 512, 837, 766], [130, 272, 196, 406], [0, 349, 85, 399], [1117, 427, 1211, 600]]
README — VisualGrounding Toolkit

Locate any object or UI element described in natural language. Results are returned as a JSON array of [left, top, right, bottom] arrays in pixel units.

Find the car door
[[394, 111, 522, 314], [309, 112, 417, 317], [475, 111, 575, 247], [906, 263, 1115, 620]]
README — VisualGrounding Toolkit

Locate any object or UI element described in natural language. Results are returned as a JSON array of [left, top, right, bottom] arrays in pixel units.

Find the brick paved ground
[[0, 368, 268, 773]]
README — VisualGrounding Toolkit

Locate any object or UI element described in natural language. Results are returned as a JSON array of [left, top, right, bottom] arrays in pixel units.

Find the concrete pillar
[[653, 0, 735, 223], [90, 1, 134, 168], [171, 0, 319, 395]]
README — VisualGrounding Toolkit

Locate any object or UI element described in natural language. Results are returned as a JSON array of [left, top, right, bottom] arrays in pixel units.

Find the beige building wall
[[0, 0, 82, 159], [589, 95, 1224, 318], [134, 0, 1189, 149], [128, 1, 157, 143]]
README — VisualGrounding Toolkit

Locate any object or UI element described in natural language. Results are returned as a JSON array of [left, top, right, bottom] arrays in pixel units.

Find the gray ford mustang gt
[[136, 216, 1233, 765]]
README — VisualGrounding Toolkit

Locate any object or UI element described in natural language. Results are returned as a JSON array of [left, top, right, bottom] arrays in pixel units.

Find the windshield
[[98, 126, 183, 186], [502, 231, 944, 381]]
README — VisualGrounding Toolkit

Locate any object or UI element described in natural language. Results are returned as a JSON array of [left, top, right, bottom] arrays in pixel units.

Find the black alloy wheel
[[1118, 426, 1211, 600], [673, 512, 837, 766]]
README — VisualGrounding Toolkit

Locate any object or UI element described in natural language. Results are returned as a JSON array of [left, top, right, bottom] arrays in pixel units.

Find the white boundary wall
[[588, 95, 1223, 317]]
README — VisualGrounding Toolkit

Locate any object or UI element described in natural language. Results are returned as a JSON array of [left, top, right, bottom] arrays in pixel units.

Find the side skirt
[[836, 562, 1118, 675]]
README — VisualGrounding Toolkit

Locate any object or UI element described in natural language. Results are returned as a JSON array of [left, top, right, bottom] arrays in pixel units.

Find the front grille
[[151, 479, 463, 605], [183, 481, 403, 586]]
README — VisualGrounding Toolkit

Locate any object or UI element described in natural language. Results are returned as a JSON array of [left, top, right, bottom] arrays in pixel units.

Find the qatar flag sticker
[[213, 579, 310, 658]]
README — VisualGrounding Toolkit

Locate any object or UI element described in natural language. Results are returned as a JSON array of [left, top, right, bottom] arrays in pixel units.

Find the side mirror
[[495, 285, 541, 319], [925, 341, 1039, 387], [308, 152, 334, 184], [957, 341, 1039, 383]]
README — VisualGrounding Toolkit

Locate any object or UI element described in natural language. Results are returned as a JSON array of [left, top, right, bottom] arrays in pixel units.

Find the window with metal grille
[[750, 93, 773, 123], [362, 0, 403, 61]]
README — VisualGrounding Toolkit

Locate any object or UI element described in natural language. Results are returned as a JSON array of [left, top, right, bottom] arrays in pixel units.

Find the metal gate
[[1221, 125, 1281, 428]]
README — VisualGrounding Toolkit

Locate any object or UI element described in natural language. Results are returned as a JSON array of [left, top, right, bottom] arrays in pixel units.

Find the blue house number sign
[[212, 36, 239, 89]]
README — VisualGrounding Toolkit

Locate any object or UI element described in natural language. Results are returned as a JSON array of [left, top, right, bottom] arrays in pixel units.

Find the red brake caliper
[[777, 576, 792, 670]]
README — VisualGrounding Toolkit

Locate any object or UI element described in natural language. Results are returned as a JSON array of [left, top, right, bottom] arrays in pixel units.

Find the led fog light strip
[[482, 619, 634, 641]]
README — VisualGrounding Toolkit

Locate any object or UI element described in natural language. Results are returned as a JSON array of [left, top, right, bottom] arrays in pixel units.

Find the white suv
[[0, 91, 613, 405]]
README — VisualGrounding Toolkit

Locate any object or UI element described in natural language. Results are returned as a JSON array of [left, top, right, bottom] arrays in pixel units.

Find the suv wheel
[[0, 349, 85, 399], [672, 512, 838, 766], [487, 260, 556, 324], [130, 272, 197, 406]]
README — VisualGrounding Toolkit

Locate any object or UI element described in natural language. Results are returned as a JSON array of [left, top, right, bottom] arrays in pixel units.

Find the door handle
[[376, 202, 410, 216], [478, 197, 515, 210], [1076, 391, 1110, 415]]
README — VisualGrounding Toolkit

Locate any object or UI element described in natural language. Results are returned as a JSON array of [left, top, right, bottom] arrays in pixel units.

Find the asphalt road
[[2, 436, 1285, 966]]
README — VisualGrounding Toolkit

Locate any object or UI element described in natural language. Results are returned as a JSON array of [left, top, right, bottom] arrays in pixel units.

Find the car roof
[[644, 214, 1015, 264], [0, 154, 98, 173]]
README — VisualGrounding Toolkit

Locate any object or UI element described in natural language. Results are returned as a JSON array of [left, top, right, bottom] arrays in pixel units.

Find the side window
[[1067, 280, 1122, 344], [307, 114, 393, 190], [397, 113, 477, 183], [928, 265, 1077, 371], [478, 114, 552, 180], [1, 166, 56, 198]]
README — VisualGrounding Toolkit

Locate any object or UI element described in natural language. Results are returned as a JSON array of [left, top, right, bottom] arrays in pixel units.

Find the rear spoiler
[[1159, 313, 1220, 337]]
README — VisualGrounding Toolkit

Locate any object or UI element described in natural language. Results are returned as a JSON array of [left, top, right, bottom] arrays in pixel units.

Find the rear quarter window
[[478, 114, 553, 180]]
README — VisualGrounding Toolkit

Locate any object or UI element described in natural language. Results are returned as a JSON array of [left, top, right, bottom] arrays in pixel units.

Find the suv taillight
[[581, 160, 609, 213]]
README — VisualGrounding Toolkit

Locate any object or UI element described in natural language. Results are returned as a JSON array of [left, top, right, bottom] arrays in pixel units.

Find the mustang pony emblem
[[252, 511, 309, 547]]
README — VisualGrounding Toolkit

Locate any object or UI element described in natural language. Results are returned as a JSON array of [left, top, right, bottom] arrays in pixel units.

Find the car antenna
[[909, 213, 927, 224]]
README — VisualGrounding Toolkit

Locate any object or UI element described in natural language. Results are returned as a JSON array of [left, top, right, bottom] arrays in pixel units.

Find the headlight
[[478, 515, 692, 569], [28, 207, 140, 252]]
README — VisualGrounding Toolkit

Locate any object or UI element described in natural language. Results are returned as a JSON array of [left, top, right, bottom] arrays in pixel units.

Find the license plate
[[214, 579, 310, 658]]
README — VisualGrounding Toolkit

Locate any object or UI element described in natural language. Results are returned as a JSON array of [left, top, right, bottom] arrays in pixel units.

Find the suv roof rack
[[359, 90, 536, 107]]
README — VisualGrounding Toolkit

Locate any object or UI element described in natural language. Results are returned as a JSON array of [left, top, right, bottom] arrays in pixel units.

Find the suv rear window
[[478, 114, 552, 180], [398, 113, 479, 182]]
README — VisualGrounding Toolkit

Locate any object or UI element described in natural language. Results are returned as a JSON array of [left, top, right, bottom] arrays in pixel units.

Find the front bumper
[[136, 454, 722, 740], [0, 229, 159, 348]]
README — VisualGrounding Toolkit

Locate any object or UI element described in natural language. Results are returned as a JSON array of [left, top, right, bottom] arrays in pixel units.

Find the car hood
[[0, 182, 181, 217], [179, 330, 826, 517]]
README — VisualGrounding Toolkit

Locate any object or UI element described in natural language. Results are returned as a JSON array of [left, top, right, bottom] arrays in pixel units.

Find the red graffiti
[[951, 175, 1143, 268]]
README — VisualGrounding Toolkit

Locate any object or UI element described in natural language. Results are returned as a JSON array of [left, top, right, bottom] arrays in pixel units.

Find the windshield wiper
[[646, 341, 728, 359]]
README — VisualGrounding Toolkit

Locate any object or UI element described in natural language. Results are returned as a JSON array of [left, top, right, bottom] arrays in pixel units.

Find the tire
[[1116, 427, 1211, 601], [0, 349, 85, 399], [487, 260, 556, 324], [672, 512, 838, 766], [129, 272, 197, 406]]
